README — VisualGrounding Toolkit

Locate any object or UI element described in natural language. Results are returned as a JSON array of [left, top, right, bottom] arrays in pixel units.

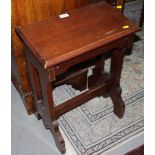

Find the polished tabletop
[[16, 2, 139, 69]]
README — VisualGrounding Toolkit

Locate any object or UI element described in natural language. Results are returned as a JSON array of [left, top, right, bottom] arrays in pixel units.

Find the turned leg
[[39, 71, 66, 154], [108, 49, 125, 118]]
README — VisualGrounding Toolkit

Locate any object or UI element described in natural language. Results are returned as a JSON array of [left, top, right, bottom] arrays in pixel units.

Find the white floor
[[11, 83, 143, 155]]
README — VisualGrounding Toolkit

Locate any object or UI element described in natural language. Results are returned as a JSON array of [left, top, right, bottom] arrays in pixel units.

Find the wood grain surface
[[16, 2, 138, 70], [12, 0, 124, 114]]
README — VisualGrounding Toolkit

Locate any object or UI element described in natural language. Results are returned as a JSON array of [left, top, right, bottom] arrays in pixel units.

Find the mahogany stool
[[16, 2, 139, 154]]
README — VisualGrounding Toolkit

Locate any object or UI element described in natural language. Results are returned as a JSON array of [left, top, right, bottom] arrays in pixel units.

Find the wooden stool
[[12, 0, 125, 115], [16, 2, 139, 154]]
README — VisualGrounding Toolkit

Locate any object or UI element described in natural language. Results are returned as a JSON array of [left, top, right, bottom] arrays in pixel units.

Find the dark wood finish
[[108, 49, 125, 118], [54, 69, 88, 91], [12, 0, 54, 114], [15, 2, 137, 154], [89, 55, 106, 86], [11, 0, 90, 114], [16, 2, 132, 70], [54, 79, 114, 119], [11, 46, 34, 114], [12, 0, 125, 114]]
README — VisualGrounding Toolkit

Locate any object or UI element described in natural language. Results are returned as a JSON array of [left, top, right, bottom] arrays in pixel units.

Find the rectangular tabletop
[[16, 2, 139, 69]]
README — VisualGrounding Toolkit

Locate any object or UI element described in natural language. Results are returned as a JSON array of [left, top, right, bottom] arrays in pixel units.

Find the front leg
[[51, 120, 66, 154], [39, 70, 66, 154], [108, 49, 125, 118]]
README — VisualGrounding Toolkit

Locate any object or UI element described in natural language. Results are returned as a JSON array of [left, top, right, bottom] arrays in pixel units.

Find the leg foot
[[50, 120, 66, 154], [108, 87, 125, 119]]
